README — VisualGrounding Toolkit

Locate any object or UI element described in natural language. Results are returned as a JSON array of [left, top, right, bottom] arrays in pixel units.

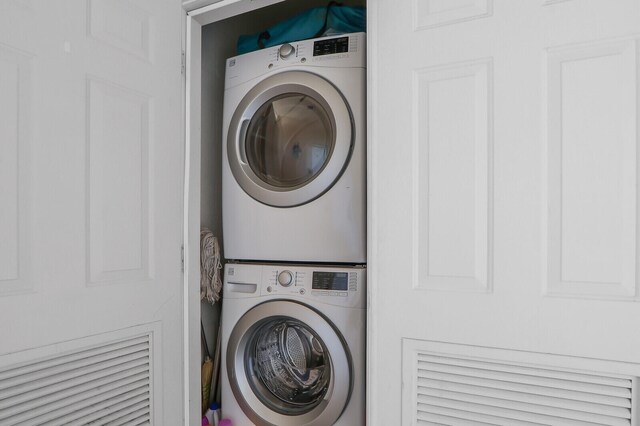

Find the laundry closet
[[189, 1, 640, 425], [3, 1, 637, 425], [189, 0, 367, 424]]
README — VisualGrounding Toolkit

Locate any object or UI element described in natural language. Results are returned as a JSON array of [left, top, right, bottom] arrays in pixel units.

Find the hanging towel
[[200, 228, 222, 304]]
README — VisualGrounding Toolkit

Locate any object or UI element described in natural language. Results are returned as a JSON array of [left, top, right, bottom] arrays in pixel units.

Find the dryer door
[[227, 300, 352, 426], [227, 71, 353, 207]]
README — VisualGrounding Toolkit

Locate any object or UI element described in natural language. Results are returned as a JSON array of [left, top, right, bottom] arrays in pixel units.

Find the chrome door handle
[[238, 118, 250, 165]]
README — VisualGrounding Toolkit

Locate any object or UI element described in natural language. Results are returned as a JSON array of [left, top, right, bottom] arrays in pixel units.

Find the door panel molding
[[545, 37, 639, 300], [86, 76, 153, 285], [413, 0, 493, 31], [0, 43, 32, 295], [87, 0, 153, 62], [412, 58, 494, 293]]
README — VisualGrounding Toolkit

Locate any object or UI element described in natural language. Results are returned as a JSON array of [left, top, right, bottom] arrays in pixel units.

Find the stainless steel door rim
[[226, 300, 353, 426], [227, 71, 354, 207]]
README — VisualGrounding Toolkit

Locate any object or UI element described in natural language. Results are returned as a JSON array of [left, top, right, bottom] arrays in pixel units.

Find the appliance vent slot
[[415, 353, 633, 426], [0, 334, 152, 426]]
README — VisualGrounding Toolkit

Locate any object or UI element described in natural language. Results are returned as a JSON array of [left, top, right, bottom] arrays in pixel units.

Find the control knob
[[279, 43, 295, 59], [277, 270, 294, 287]]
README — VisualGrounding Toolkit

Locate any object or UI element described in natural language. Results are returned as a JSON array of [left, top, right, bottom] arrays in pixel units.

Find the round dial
[[279, 43, 295, 59], [277, 270, 293, 287]]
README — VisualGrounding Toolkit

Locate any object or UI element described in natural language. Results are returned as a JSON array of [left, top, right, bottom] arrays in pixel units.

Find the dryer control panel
[[224, 32, 366, 90], [224, 263, 366, 308]]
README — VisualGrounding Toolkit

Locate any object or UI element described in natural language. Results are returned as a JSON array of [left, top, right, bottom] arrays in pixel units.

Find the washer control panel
[[225, 263, 366, 307], [264, 264, 364, 307]]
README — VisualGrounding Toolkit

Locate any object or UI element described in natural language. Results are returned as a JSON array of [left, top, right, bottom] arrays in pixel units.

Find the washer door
[[227, 71, 353, 207], [227, 300, 352, 426]]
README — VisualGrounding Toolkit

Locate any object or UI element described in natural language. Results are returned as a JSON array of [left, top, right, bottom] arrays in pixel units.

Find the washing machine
[[220, 263, 365, 425], [222, 33, 366, 263]]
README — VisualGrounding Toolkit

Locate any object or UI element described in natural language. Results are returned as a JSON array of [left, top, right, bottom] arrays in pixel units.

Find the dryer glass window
[[246, 317, 332, 415], [245, 93, 334, 189]]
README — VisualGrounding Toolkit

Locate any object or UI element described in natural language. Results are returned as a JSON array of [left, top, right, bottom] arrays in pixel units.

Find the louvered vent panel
[[0, 334, 152, 426], [415, 353, 633, 426]]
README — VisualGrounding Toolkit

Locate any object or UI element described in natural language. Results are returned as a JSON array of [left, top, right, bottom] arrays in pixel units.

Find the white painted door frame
[[183, 1, 377, 424], [364, 2, 378, 424], [184, 0, 378, 425], [183, 2, 292, 424]]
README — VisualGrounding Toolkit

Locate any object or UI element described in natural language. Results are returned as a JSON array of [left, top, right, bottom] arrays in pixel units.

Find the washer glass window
[[245, 93, 334, 189], [245, 317, 332, 415]]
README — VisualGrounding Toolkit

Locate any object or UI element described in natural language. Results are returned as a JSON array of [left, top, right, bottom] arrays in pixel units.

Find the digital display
[[312, 272, 348, 291], [313, 37, 349, 56]]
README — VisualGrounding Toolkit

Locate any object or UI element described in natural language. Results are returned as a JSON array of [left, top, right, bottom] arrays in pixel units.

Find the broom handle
[[210, 320, 223, 403], [201, 320, 212, 359]]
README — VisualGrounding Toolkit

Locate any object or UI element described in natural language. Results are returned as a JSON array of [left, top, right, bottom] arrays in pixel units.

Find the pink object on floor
[[219, 419, 232, 426]]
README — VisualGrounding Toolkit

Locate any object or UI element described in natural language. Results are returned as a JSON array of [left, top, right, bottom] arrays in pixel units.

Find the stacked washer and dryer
[[220, 32, 366, 426]]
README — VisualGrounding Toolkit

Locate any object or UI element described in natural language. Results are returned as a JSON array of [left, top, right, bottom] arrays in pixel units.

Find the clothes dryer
[[222, 33, 366, 263], [220, 263, 365, 425]]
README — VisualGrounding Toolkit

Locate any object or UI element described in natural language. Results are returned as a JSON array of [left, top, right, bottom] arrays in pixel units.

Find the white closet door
[[370, 0, 640, 424], [0, 1, 184, 424]]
